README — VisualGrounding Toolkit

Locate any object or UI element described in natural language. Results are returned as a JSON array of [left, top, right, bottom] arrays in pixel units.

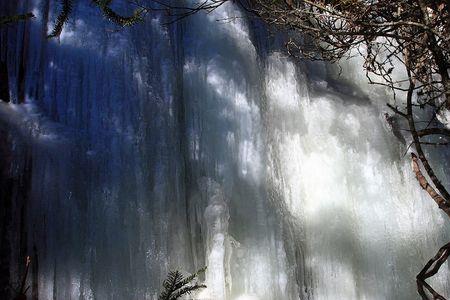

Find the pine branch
[[174, 266, 207, 291], [158, 267, 207, 300], [0, 13, 34, 26], [159, 270, 183, 300], [92, 0, 144, 27], [169, 284, 207, 300], [47, 0, 73, 38]]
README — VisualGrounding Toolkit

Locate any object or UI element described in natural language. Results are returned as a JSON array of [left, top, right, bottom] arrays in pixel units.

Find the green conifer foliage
[[47, 0, 73, 38], [47, 0, 145, 39], [158, 267, 207, 300], [92, 0, 145, 27], [0, 13, 34, 26]]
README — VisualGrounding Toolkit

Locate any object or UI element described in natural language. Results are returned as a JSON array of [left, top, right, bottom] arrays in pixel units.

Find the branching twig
[[417, 242, 450, 300]]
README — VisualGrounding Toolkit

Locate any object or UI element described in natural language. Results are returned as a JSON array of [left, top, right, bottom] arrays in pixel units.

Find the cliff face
[[1, 1, 450, 300]]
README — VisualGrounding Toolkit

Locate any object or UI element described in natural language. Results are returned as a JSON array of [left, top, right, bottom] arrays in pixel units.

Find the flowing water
[[1, 1, 450, 300]]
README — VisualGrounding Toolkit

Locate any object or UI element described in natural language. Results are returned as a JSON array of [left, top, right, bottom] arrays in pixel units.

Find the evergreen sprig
[[47, 0, 73, 38], [0, 13, 34, 26], [92, 0, 145, 27], [158, 267, 207, 300], [46, 0, 144, 39]]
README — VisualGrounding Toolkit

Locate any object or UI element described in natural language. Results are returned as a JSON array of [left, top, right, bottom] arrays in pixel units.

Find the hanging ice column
[[264, 51, 450, 299], [181, 2, 295, 300], [197, 178, 232, 300]]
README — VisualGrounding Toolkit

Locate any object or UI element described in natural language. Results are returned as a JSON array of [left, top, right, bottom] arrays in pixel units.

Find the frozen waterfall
[[1, 1, 450, 300]]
